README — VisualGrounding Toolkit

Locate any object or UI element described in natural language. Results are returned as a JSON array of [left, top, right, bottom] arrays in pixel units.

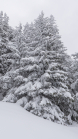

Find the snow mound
[[0, 102, 78, 139]]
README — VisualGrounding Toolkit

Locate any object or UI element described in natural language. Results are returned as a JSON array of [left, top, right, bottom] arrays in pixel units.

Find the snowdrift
[[0, 102, 78, 139]]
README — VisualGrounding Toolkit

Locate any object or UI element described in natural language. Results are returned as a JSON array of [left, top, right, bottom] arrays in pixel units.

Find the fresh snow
[[76, 93, 78, 98], [64, 91, 73, 99], [0, 102, 78, 139], [21, 57, 35, 62]]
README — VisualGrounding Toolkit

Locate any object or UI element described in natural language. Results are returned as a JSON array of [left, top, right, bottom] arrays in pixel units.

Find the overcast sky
[[0, 0, 78, 55]]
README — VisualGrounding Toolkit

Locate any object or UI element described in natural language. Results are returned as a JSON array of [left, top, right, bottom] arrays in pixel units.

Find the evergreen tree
[[0, 11, 12, 75], [0, 12, 21, 96], [68, 53, 78, 122], [70, 53, 78, 94]]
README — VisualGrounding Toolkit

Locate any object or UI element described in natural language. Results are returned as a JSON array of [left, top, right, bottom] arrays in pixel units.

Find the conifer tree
[[70, 53, 78, 93], [0, 11, 12, 75], [0, 12, 21, 96]]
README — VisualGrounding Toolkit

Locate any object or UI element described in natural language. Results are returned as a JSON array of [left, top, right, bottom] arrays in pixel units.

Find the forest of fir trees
[[0, 11, 78, 125]]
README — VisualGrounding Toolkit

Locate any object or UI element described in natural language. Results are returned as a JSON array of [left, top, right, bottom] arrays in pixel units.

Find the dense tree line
[[0, 11, 78, 125]]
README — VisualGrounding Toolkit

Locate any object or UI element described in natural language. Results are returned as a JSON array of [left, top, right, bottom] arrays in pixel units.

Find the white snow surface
[[0, 102, 78, 139]]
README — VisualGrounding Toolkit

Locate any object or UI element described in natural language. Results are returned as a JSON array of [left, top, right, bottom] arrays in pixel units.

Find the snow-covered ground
[[0, 102, 78, 139]]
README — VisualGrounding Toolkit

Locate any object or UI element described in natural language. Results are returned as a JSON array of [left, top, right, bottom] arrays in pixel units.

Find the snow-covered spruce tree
[[0, 12, 21, 96], [0, 12, 19, 75], [0, 11, 14, 95], [0, 11, 11, 75], [68, 53, 78, 122], [70, 53, 78, 93], [3, 12, 74, 124], [1, 23, 29, 100], [29, 12, 73, 124], [2, 22, 40, 102]]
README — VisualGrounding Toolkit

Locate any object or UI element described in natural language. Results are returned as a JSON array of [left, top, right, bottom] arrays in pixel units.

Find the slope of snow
[[0, 102, 78, 139]]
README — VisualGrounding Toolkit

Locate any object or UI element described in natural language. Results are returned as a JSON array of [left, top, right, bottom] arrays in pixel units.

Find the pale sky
[[0, 0, 78, 55]]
